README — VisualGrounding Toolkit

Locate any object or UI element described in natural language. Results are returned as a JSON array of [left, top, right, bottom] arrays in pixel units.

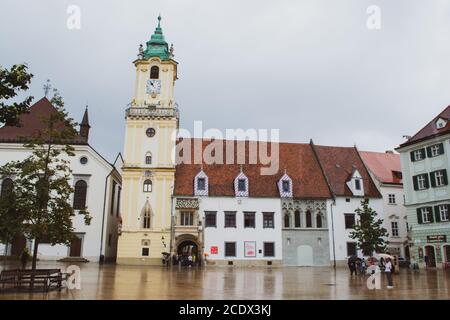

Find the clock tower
[[117, 15, 179, 265]]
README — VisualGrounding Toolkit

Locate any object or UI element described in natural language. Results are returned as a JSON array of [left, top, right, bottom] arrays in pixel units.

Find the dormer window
[[436, 118, 447, 129], [197, 178, 206, 191], [194, 170, 208, 196], [238, 179, 246, 192], [347, 169, 364, 196], [282, 181, 290, 192], [234, 170, 249, 197], [278, 173, 293, 198], [355, 179, 361, 191]]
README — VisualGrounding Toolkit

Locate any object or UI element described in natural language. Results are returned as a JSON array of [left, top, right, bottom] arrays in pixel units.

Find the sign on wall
[[244, 241, 256, 257], [210, 246, 218, 255], [427, 235, 447, 243]]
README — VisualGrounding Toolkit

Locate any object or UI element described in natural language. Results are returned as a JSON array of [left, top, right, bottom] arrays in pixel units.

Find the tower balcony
[[125, 106, 179, 120]]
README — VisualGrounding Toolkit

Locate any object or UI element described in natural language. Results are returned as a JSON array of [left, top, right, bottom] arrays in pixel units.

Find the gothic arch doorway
[[177, 240, 199, 266]]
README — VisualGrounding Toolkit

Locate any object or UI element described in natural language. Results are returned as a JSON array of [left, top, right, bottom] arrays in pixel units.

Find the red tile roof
[[359, 151, 402, 185], [399, 105, 450, 148], [174, 139, 332, 199], [0, 97, 87, 144], [313, 145, 382, 198]]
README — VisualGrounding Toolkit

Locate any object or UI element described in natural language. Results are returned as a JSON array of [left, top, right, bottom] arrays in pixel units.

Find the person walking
[[385, 258, 394, 289], [188, 254, 193, 267], [19, 247, 30, 270], [192, 254, 197, 267], [360, 258, 367, 275], [347, 256, 356, 276]]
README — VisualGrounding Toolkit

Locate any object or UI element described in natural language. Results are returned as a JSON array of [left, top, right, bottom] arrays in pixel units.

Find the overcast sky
[[1, 0, 450, 162]]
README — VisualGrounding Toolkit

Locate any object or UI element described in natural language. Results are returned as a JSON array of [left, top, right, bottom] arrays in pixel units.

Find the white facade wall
[[0, 143, 120, 262], [200, 196, 282, 263], [327, 197, 384, 264], [378, 184, 408, 257]]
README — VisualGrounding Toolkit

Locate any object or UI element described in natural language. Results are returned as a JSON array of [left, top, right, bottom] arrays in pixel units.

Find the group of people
[[172, 254, 198, 267], [347, 255, 394, 289]]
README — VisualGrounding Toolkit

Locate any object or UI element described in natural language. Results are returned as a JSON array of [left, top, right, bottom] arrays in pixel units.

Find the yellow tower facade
[[117, 16, 179, 265]]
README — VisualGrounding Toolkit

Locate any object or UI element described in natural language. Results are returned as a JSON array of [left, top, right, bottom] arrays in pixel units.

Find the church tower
[[117, 16, 179, 265]]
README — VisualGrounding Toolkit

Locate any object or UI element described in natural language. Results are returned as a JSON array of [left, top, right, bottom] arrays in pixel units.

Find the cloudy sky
[[1, 0, 450, 162]]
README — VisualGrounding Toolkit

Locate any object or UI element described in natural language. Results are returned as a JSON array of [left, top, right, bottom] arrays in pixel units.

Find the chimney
[[80, 106, 90, 141], [385, 150, 394, 154]]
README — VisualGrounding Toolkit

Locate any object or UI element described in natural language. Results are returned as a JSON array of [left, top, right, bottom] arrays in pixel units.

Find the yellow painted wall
[[117, 55, 178, 265]]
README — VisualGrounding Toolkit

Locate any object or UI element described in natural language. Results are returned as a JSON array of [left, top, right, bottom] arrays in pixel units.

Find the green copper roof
[[144, 15, 170, 60]]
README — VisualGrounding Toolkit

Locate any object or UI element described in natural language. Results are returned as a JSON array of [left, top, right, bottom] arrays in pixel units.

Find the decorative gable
[[436, 118, 447, 130], [234, 170, 249, 197], [277, 173, 293, 198], [346, 169, 364, 196], [194, 169, 208, 196]]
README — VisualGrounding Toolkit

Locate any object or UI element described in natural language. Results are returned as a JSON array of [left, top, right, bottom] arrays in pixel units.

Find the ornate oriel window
[[73, 180, 87, 210], [143, 179, 152, 192], [150, 66, 159, 79]]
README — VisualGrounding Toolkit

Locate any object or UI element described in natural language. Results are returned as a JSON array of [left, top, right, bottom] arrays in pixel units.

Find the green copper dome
[[144, 15, 170, 60]]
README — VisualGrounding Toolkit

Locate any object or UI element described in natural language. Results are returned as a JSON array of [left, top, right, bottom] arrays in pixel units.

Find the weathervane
[[43, 79, 52, 97]]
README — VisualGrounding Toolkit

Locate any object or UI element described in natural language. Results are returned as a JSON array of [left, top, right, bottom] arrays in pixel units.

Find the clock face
[[146, 79, 161, 94]]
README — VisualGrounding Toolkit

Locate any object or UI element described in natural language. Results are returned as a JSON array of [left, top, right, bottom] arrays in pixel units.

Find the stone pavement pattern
[[0, 262, 449, 300]]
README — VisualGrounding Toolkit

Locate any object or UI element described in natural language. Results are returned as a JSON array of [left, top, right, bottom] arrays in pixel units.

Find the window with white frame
[[414, 150, 424, 161], [354, 179, 362, 191], [422, 207, 431, 223], [430, 144, 441, 157], [391, 221, 399, 237], [417, 175, 426, 190], [180, 211, 194, 226], [388, 194, 396, 204], [143, 179, 152, 192], [439, 205, 449, 221], [435, 170, 446, 187], [237, 179, 246, 192]]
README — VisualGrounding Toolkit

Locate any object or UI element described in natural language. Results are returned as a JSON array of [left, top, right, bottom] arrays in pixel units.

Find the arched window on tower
[[143, 180, 152, 192], [150, 66, 159, 79], [0, 178, 13, 198], [284, 213, 290, 228], [306, 210, 312, 228], [73, 180, 87, 210], [294, 210, 301, 228], [141, 200, 152, 229], [145, 152, 152, 165], [316, 212, 323, 228]]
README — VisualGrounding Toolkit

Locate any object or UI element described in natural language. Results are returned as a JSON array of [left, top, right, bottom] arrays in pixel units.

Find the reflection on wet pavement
[[0, 262, 449, 300]]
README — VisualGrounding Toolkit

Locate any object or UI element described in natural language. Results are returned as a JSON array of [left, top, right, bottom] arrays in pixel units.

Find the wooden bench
[[0, 269, 68, 292]]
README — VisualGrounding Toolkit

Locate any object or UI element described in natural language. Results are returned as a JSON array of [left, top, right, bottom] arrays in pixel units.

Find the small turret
[[80, 106, 90, 141]]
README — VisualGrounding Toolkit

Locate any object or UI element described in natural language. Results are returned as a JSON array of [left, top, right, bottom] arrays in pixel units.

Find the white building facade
[[0, 98, 122, 262]]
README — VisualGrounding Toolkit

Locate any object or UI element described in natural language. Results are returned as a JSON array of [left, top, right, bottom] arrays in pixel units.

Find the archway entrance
[[444, 245, 450, 263], [177, 240, 199, 266], [425, 245, 436, 267]]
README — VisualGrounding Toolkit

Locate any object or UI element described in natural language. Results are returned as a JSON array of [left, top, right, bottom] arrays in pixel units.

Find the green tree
[[0, 89, 91, 272], [349, 199, 389, 256], [0, 64, 33, 126], [0, 178, 24, 264]]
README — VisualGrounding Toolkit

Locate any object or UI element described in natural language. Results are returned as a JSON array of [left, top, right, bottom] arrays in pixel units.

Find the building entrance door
[[69, 237, 82, 257], [425, 245, 436, 267], [444, 245, 450, 263]]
